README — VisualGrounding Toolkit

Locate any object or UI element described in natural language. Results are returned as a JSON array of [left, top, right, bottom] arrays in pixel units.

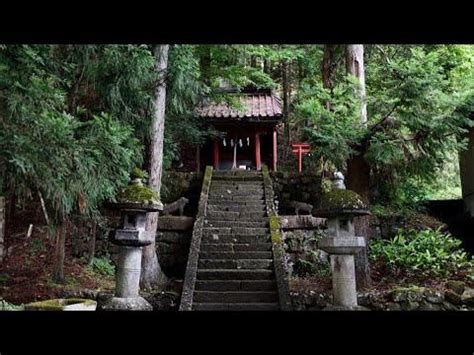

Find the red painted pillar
[[213, 139, 220, 170], [298, 146, 302, 174], [255, 133, 261, 171], [273, 129, 277, 172]]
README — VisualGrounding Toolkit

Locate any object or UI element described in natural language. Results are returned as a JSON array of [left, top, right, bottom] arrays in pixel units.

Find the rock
[[445, 289, 462, 305], [400, 300, 420, 311], [441, 301, 458, 311], [145, 291, 180, 311], [418, 300, 441, 311], [460, 287, 474, 306], [424, 289, 444, 304], [446, 280, 465, 295], [390, 287, 425, 303], [386, 302, 402, 311]]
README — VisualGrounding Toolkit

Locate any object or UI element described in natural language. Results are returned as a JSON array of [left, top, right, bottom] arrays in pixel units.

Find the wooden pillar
[[298, 146, 303, 174], [213, 139, 220, 170], [255, 133, 261, 171], [196, 146, 201, 173], [273, 129, 277, 172]]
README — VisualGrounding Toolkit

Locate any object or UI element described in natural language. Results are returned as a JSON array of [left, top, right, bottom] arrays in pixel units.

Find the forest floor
[[0, 204, 114, 305]]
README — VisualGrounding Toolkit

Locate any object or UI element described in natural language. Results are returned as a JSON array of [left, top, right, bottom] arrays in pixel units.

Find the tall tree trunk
[[345, 45, 367, 124], [140, 44, 169, 290], [52, 219, 66, 284], [198, 45, 211, 86], [282, 59, 291, 159], [322, 44, 336, 110], [345, 44, 371, 289]]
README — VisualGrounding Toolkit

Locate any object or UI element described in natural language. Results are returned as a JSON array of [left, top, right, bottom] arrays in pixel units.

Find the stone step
[[212, 175, 263, 182], [209, 188, 264, 193], [204, 220, 268, 228], [208, 196, 265, 203], [192, 302, 279, 311], [207, 205, 266, 213], [208, 200, 266, 207], [203, 227, 269, 236], [208, 198, 265, 202], [195, 280, 277, 292], [200, 243, 273, 252], [205, 211, 267, 220], [201, 233, 271, 244], [198, 259, 273, 270], [197, 269, 274, 280], [193, 291, 278, 303], [200, 251, 273, 260]]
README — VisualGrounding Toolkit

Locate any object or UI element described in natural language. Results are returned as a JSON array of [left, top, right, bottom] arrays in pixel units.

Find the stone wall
[[155, 216, 194, 278], [291, 282, 474, 311], [161, 171, 203, 212], [271, 171, 322, 215]]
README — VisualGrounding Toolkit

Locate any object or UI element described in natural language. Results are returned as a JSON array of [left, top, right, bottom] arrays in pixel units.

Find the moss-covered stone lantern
[[98, 171, 163, 311], [312, 172, 369, 310]]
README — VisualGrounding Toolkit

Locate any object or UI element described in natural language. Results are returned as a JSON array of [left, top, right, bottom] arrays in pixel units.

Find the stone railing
[[179, 166, 213, 311], [262, 165, 292, 311]]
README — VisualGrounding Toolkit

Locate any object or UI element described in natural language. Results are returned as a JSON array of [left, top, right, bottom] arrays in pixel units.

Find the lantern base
[[97, 296, 152, 311]]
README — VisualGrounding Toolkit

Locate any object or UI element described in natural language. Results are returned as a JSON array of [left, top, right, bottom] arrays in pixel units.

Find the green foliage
[[369, 228, 473, 277], [0, 298, 23, 311], [295, 45, 473, 204], [91, 256, 115, 276]]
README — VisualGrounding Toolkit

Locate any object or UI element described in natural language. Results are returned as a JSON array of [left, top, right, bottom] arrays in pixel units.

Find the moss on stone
[[118, 182, 159, 204], [131, 167, 149, 180], [319, 189, 367, 210], [25, 298, 96, 310]]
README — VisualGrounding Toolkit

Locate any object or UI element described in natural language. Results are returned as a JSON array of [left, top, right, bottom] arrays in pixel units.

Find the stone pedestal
[[319, 235, 365, 308], [98, 202, 162, 311]]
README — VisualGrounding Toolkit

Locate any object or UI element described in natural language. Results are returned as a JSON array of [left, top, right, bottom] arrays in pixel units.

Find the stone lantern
[[312, 172, 369, 310], [98, 176, 163, 311]]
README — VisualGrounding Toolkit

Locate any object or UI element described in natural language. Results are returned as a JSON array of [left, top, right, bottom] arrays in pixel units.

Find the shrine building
[[194, 87, 283, 172]]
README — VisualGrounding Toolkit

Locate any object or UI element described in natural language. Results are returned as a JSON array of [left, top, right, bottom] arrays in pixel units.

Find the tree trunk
[[282, 59, 291, 158], [0, 197, 5, 262], [140, 44, 169, 290], [198, 45, 211, 86], [52, 219, 66, 284], [345, 44, 371, 289], [322, 44, 336, 110], [88, 220, 96, 265], [345, 45, 367, 124]]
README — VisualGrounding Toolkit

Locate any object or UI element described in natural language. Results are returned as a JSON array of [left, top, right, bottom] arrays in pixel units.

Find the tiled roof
[[195, 93, 283, 120]]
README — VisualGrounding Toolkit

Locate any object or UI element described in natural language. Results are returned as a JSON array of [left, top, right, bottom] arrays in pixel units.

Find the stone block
[[446, 280, 465, 295]]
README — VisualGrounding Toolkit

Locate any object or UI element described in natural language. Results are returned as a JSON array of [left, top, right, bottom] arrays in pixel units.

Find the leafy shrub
[[91, 256, 115, 276], [369, 228, 473, 277]]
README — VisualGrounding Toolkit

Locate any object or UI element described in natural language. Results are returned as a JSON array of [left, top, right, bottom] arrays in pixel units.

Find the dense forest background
[[1, 44, 474, 294]]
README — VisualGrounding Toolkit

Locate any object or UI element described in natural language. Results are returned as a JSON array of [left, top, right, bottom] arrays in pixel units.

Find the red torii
[[291, 143, 311, 174]]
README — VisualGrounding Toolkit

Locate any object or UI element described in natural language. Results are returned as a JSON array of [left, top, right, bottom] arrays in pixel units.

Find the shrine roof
[[195, 90, 283, 121]]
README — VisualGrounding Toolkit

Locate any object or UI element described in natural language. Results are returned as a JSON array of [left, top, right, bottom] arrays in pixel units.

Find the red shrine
[[193, 87, 283, 172]]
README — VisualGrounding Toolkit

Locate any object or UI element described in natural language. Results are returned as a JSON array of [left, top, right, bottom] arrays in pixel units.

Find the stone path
[[191, 171, 280, 311]]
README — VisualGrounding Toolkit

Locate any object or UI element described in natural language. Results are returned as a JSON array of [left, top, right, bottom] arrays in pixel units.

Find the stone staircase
[[180, 167, 289, 311]]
